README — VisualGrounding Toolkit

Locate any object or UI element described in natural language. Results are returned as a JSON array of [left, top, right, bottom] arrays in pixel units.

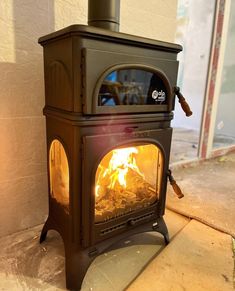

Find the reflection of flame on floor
[[95, 147, 157, 222]]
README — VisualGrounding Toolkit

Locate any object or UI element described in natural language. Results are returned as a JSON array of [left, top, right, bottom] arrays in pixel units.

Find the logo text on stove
[[152, 90, 166, 102]]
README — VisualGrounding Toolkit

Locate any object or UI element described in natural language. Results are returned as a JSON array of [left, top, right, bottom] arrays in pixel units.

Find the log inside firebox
[[95, 168, 157, 222]]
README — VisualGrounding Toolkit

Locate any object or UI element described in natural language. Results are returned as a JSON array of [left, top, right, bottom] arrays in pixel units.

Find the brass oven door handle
[[174, 86, 193, 117]]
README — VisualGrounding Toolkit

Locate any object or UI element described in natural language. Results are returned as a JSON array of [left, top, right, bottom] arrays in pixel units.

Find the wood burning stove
[[39, 1, 191, 290]]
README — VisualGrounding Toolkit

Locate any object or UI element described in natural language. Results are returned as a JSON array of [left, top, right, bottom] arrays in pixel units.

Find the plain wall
[[173, 0, 215, 131], [0, 0, 178, 237], [213, 0, 235, 145]]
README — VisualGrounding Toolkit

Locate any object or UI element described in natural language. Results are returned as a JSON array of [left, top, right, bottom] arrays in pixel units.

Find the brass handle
[[174, 86, 192, 117]]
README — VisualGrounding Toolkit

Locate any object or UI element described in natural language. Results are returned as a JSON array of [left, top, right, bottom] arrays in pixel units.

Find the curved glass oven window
[[49, 139, 69, 211], [95, 144, 163, 223], [98, 69, 168, 106]]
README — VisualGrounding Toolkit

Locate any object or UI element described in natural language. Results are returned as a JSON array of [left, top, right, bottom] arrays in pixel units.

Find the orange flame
[[95, 147, 144, 197]]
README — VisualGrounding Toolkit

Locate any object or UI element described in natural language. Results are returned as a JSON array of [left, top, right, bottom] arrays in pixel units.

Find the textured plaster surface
[[120, 0, 178, 41], [0, 1, 178, 237]]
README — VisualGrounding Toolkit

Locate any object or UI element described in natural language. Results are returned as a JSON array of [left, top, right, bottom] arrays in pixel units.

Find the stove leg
[[39, 218, 51, 243], [65, 247, 94, 291], [152, 216, 170, 245]]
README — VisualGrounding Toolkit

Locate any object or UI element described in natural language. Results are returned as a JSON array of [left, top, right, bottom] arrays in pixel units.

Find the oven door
[[82, 48, 179, 115], [81, 128, 172, 247]]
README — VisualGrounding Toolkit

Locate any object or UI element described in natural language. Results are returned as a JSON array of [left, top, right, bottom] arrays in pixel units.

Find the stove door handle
[[167, 169, 184, 199], [174, 86, 193, 117]]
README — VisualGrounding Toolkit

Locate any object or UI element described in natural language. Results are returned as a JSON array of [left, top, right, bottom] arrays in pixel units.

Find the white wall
[[213, 0, 235, 145], [173, 0, 215, 130], [0, 0, 178, 237]]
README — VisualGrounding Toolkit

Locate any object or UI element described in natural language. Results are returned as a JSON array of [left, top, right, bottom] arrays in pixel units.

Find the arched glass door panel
[[49, 139, 69, 210], [98, 68, 168, 107], [95, 143, 163, 223]]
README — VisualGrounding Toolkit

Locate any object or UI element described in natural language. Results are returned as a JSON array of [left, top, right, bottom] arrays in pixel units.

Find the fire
[[94, 144, 161, 223], [95, 147, 144, 197]]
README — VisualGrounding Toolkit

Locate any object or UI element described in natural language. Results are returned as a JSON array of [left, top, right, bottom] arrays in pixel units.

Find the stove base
[[40, 216, 169, 290]]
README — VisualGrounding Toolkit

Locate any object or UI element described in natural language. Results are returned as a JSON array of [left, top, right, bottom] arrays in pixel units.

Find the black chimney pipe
[[88, 0, 120, 32]]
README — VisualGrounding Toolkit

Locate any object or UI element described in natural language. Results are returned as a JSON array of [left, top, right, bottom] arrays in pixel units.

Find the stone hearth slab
[[127, 220, 234, 291]]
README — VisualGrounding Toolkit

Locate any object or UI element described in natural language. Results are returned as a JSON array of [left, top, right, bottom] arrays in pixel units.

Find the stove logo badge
[[152, 90, 166, 102]]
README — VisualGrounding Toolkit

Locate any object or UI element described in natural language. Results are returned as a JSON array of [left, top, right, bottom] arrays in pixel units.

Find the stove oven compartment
[[40, 25, 180, 116], [82, 48, 179, 114]]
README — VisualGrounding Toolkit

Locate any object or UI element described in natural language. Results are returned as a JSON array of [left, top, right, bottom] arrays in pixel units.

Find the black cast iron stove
[[39, 1, 192, 289]]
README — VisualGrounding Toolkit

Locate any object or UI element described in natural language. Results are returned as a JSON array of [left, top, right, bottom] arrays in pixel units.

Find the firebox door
[[81, 128, 172, 246], [94, 144, 163, 223]]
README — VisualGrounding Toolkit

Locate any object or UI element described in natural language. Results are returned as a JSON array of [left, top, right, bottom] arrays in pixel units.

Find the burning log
[[95, 167, 157, 222], [125, 168, 156, 200]]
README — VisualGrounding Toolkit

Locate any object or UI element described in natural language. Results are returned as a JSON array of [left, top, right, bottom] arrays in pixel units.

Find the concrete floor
[[0, 211, 234, 291], [0, 209, 234, 290], [1, 140, 234, 290], [213, 133, 235, 149], [170, 127, 199, 164], [167, 152, 235, 238], [128, 220, 234, 291], [0, 210, 189, 291]]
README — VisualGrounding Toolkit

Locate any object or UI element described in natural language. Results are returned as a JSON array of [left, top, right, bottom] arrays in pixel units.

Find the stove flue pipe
[[88, 0, 120, 32]]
